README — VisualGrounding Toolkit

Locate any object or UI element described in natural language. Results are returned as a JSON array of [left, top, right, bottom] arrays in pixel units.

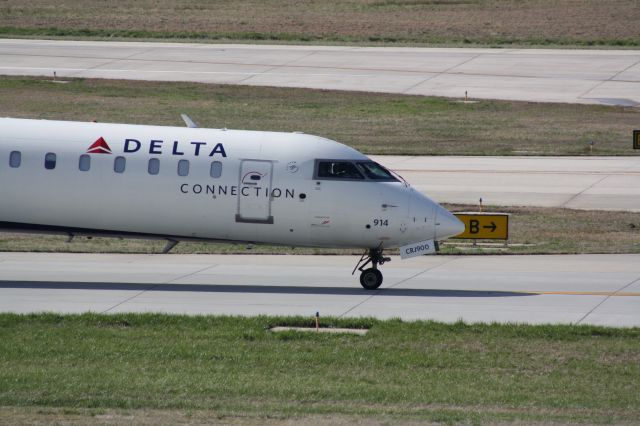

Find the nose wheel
[[360, 268, 383, 290], [352, 245, 390, 290]]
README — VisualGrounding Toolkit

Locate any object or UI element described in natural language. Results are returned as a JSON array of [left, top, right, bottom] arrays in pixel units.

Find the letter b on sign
[[469, 219, 480, 234]]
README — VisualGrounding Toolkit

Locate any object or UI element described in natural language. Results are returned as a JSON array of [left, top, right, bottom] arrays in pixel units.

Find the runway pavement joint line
[[337, 256, 461, 318], [99, 263, 217, 313], [575, 274, 640, 325], [560, 172, 613, 209], [99, 284, 157, 314], [402, 52, 482, 94], [236, 50, 321, 85], [163, 263, 219, 284], [67, 47, 158, 79], [578, 56, 640, 101]]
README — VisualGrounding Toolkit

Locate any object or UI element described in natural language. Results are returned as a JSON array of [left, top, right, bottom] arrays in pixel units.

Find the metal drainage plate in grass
[[269, 326, 368, 335]]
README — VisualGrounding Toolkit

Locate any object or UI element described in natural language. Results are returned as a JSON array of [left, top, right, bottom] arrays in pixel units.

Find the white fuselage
[[0, 118, 462, 249]]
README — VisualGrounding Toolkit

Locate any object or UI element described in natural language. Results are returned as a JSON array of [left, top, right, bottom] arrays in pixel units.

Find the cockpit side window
[[355, 161, 399, 181], [315, 160, 365, 180]]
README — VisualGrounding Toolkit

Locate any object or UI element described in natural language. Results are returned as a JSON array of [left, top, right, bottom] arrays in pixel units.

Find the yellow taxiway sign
[[452, 213, 509, 240], [634, 130, 640, 149]]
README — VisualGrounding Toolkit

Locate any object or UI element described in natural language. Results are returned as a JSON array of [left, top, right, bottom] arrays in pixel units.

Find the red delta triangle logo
[[87, 137, 112, 154]]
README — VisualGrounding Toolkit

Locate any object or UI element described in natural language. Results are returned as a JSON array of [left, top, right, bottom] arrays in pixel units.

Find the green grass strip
[[0, 313, 639, 423]]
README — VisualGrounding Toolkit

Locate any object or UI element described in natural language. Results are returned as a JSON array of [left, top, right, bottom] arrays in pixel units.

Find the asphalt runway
[[374, 155, 640, 211], [1, 39, 639, 105], [1, 253, 638, 327]]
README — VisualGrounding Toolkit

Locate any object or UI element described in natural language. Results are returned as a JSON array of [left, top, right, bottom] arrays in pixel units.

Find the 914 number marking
[[373, 219, 389, 227]]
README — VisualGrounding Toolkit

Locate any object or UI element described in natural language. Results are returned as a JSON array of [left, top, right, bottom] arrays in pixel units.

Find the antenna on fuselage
[[180, 114, 199, 128]]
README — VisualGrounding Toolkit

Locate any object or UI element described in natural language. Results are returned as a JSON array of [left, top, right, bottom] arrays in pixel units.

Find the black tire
[[359, 268, 383, 290]]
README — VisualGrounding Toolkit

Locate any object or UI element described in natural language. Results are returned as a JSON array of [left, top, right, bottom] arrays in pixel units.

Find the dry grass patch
[[1, 76, 638, 156], [1, 0, 639, 46]]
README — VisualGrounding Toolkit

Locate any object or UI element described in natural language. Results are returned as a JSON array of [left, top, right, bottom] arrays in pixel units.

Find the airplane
[[0, 116, 464, 290]]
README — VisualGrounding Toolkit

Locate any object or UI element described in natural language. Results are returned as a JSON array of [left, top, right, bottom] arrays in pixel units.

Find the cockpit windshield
[[355, 161, 398, 181], [314, 160, 399, 182]]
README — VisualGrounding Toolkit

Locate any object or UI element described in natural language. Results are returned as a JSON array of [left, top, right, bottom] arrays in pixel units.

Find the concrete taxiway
[[374, 155, 640, 211], [1, 253, 638, 327], [1, 39, 639, 105]]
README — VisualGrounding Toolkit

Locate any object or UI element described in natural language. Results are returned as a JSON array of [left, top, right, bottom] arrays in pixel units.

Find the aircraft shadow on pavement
[[0, 281, 534, 298]]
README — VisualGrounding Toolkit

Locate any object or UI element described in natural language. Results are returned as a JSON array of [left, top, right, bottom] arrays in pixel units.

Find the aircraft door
[[235, 160, 274, 224]]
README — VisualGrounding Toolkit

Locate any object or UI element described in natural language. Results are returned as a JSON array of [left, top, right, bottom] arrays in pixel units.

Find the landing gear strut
[[352, 245, 391, 290]]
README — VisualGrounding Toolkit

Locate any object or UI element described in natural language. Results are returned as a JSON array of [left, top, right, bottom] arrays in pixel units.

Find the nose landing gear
[[352, 245, 391, 290]]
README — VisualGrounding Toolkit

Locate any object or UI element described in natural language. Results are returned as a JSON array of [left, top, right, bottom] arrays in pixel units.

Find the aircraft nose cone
[[435, 205, 465, 240]]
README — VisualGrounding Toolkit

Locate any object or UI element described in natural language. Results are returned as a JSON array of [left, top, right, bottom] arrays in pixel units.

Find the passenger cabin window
[[177, 159, 189, 176], [78, 154, 91, 171], [314, 160, 398, 182], [44, 153, 56, 170], [210, 161, 222, 178], [148, 158, 160, 175], [9, 151, 21, 168], [114, 156, 126, 173]]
